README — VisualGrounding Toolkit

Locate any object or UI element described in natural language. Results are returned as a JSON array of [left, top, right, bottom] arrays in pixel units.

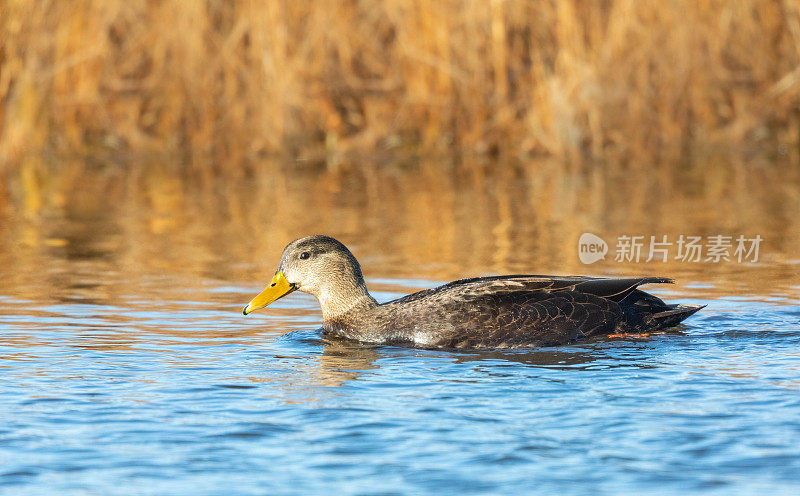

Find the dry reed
[[2, 0, 800, 171]]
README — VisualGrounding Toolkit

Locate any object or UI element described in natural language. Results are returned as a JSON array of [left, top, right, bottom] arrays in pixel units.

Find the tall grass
[[2, 0, 800, 170]]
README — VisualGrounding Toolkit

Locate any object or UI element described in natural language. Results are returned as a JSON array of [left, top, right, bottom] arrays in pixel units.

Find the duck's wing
[[392, 275, 674, 304], [386, 287, 623, 348], [384, 276, 693, 348]]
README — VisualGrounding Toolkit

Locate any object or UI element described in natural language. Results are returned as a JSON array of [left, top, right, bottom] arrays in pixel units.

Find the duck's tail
[[619, 286, 704, 332], [646, 303, 705, 330]]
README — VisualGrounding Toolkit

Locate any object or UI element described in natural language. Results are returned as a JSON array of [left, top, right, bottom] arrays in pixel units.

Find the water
[[1, 161, 800, 494]]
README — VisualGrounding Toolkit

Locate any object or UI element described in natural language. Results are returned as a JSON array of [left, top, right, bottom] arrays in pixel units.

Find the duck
[[243, 235, 703, 349]]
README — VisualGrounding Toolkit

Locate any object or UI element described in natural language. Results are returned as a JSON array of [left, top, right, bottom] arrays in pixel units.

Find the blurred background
[[4, 0, 800, 165], [1, 0, 799, 296]]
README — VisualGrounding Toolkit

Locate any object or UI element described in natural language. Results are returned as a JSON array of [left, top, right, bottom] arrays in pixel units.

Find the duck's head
[[243, 235, 375, 318]]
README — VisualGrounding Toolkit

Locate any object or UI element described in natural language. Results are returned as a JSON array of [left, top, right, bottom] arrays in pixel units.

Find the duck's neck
[[317, 282, 378, 323]]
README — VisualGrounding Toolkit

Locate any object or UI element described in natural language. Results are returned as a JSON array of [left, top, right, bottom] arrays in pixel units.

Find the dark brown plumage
[[243, 235, 703, 349]]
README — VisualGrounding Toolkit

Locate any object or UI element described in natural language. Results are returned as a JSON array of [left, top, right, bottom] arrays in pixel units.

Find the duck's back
[[346, 275, 702, 349]]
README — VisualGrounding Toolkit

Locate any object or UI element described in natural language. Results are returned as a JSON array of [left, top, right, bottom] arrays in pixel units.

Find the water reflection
[[258, 330, 674, 395], [3, 156, 800, 305], [314, 339, 383, 387], [451, 347, 617, 369]]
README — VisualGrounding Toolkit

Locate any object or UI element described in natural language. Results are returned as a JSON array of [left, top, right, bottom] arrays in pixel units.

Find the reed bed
[[2, 0, 800, 171]]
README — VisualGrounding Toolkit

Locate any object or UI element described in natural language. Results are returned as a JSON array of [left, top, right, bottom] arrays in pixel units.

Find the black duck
[[243, 235, 703, 349]]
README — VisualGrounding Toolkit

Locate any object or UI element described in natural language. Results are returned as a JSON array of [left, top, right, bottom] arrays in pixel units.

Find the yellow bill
[[242, 270, 296, 315]]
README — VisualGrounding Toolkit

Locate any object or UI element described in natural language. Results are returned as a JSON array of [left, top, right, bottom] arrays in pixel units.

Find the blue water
[[1, 280, 799, 495]]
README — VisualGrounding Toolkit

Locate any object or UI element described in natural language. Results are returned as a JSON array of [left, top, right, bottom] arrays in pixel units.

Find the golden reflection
[[0, 155, 798, 309], [313, 340, 382, 387], [240, 340, 382, 400]]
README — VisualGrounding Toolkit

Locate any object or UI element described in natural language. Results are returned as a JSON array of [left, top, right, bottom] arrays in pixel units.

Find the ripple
[[2, 289, 800, 494]]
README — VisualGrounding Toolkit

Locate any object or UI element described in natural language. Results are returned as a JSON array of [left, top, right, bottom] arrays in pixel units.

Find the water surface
[[1, 160, 799, 494]]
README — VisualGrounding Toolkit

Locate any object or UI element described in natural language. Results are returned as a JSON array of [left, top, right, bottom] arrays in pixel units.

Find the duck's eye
[[299, 251, 310, 260]]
